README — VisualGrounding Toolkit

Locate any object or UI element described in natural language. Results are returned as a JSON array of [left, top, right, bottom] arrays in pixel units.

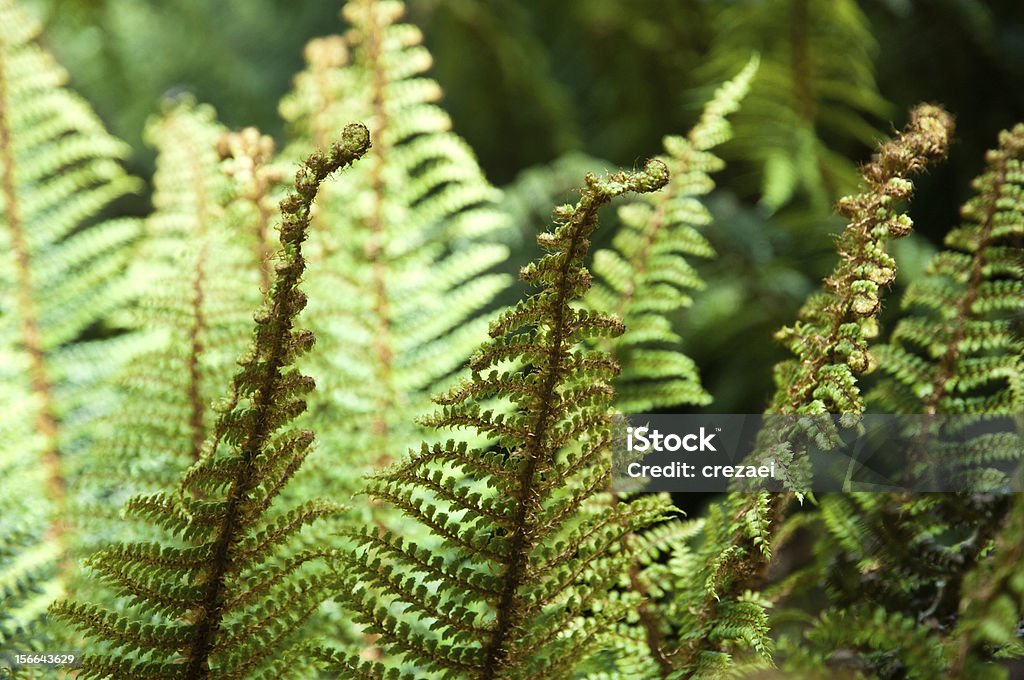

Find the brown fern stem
[[184, 131, 212, 462], [364, 0, 396, 466], [0, 50, 64, 509], [186, 246, 208, 462], [480, 192, 594, 679], [182, 127, 370, 679], [790, 0, 814, 125]]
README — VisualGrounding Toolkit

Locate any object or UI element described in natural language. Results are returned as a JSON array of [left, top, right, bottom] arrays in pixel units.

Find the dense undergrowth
[[1, 0, 1023, 678]]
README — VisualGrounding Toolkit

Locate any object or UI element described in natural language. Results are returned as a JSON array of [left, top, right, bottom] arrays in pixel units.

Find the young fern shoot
[[50, 124, 371, 679], [674, 104, 953, 677], [67, 103, 286, 591], [777, 123, 1024, 678], [325, 160, 670, 679]]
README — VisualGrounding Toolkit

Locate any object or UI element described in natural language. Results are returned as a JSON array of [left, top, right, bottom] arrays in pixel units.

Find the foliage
[[586, 56, 757, 414], [1, 0, 1024, 678], [278, 0, 512, 522], [770, 123, 1024, 678], [701, 0, 891, 211], [322, 160, 672, 679], [0, 0, 141, 650], [671, 103, 954, 677], [50, 124, 371, 679]]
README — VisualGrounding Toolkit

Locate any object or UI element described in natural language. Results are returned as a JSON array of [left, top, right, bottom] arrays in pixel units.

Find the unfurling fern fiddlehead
[[673, 104, 953, 677], [323, 160, 670, 679], [66, 102, 286, 585], [780, 123, 1024, 678], [50, 124, 370, 679]]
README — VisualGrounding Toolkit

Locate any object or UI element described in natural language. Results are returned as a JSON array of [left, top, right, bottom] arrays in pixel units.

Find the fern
[[951, 495, 1024, 676], [570, 59, 758, 679], [703, 0, 891, 211], [323, 160, 670, 679], [65, 102, 284, 577], [279, 0, 511, 512], [669, 104, 953, 676], [873, 124, 1024, 420], [777, 603, 947, 678], [50, 124, 371, 679], [0, 0, 141, 649], [587, 56, 758, 414], [774, 124, 1024, 677]]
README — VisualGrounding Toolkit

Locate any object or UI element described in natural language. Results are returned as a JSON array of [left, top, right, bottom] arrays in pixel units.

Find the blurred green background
[[25, 0, 1024, 413]]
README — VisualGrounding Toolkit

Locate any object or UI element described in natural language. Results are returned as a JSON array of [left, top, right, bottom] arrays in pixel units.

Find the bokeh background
[[24, 0, 1024, 413]]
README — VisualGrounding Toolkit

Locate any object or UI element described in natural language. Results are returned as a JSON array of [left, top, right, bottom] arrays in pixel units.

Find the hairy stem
[[182, 125, 370, 678]]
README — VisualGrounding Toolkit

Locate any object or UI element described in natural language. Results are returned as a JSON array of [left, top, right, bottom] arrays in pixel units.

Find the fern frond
[[873, 123, 1024, 420], [951, 495, 1024, 675], [703, 0, 891, 210], [0, 0, 142, 647], [770, 104, 953, 416], [50, 124, 371, 678], [326, 160, 670, 679], [279, 0, 511, 518], [787, 124, 1024, 677], [64, 103, 291, 603], [588, 57, 757, 414], [670, 104, 953, 675], [576, 60, 757, 678], [777, 604, 947, 678]]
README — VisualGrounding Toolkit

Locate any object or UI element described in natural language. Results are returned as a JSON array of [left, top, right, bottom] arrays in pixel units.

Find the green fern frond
[[588, 57, 757, 414], [670, 104, 953, 676], [324, 160, 670, 679], [67, 102, 283, 573], [576, 60, 757, 678], [703, 0, 891, 210], [951, 495, 1024, 675], [771, 104, 954, 417], [787, 124, 1024, 678], [873, 123, 1024, 420], [0, 0, 142, 648], [279, 0, 512, 516], [50, 124, 371, 679], [777, 604, 947, 678]]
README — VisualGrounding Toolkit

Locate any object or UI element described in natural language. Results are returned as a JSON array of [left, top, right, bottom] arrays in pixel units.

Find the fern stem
[[481, 202, 585, 677], [364, 0, 396, 466], [0, 46, 64, 506], [790, 0, 814, 125], [182, 125, 370, 678], [628, 543, 673, 675], [481, 168, 666, 677], [184, 131, 213, 462], [187, 247, 209, 461]]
